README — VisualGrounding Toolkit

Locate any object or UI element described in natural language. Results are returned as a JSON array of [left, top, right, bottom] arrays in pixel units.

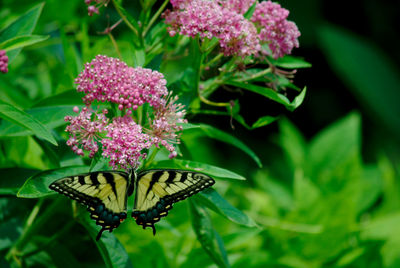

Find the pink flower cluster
[[164, 0, 260, 58], [216, 0, 255, 14], [75, 55, 168, 112], [65, 107, 109, 158], [163, 0, 300, 59], [0, 50, 9, 73], [102, 116, 153, 169], [65, 56, 186, 169], [149, 94, 187, 156], [251, 1, 300, 58]]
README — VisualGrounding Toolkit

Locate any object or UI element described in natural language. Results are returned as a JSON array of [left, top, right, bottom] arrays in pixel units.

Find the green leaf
[[0, 3, 44, 62], [225, 81, 305, 111], [307, 112, 361, 189], [318, 24, 400, 137], [60, 29, 81, 81], [0, 106, 77, 137], [196, 188, 257, 227], [0, 35, 49, 51], [269, 56, 312, 69], [0, 101, 57, 145], [278, 118, 307, 169], [32, 90, 82, 107], [148, 159, 246, 181], [243, 1, 257, 19], [233, 114, 278, 130], [133, 48, 146, 67], [76, 209, 133, 268], [17, 166, 89, 198], [182, 123, 262, 167], [190, 200, 230, 268], [0, 168, 39, 195]]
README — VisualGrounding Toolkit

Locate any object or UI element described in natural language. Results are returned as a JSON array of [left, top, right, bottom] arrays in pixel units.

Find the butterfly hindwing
[[132, 169, 215, 234], [49, 171, 131, 240]]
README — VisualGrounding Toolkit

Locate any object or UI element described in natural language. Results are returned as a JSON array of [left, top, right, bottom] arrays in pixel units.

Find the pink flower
[[148, 93, 187, 155], [75, 55, 168, 111], [0, 50, 9, 74], [251, 1, 300, 58], [163, 0, 260, 58], [101, 116, 153, 169], [84, 0, 106, 16], [217, 0, 255, 14], [65, 107, 109, 158]]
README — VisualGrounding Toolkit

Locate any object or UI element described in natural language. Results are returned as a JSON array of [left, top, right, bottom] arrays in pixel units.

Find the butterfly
[[49, 169, 215, 240]]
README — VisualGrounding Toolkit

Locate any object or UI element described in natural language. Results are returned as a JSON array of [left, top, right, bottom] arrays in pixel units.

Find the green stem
[[142, 0, 169, 37], [235, 68, 272, 82], [204, 53, 223, 69], [108, 32, 122, 59], [112, 0, 139, 36]]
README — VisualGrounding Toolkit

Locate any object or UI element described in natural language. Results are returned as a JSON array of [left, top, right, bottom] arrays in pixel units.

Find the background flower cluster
[[163, 0, 300, 59], [65, 55, 187, 169]]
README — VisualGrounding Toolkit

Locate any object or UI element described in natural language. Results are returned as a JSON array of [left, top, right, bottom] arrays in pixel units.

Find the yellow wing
[[132, 169, 215, 234], [49, 171, 131, 240]]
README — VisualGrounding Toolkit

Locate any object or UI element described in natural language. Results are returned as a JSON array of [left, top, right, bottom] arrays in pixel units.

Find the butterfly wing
[[49, 171, 131, 240], [132, 169, 215, 234]]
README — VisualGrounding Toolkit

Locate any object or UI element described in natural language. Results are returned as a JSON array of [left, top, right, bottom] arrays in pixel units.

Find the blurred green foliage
[[1, 0, 400, 267]]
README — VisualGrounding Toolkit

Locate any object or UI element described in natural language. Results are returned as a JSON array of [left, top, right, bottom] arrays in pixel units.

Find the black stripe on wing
[[49, 171, 130, 240], [132, 170, 215, 234]]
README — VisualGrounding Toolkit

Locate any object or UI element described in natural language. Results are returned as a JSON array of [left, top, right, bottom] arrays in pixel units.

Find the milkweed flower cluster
[[163, 0, 300, 59], [75, 55, 168, 111], [65, 55, 187, 169], [0, 50, 9, 74], [164, 0, 260, 58], [251, 1, 300, 58]]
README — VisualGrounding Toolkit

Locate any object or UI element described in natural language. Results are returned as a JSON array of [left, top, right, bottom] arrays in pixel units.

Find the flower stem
[[108, 32, 122, 59], [142, 0, 169, 37], [236, 67, 272, 82], [204, 53, 223, 69], [112, 0, 139, 36]]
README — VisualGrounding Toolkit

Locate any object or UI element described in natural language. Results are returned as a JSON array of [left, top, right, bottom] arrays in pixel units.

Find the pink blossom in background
[[75, 55, 168, 111], [163, 0, 260, 58], [164, 0, 300, 59], [65, 107, 109, 158], [217, 0, 255, 14], [251, 0, 300, 58], [0, 50, 9, 74], [101, 116, 153, 169]]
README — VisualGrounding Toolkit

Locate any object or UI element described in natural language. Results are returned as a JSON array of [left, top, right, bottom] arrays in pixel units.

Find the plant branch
[[143, 0, 169, 37]]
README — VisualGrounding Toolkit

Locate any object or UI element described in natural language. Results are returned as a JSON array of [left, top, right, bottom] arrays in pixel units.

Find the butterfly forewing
[[132, 169, 215, 234], [49, 171, 131, 240]]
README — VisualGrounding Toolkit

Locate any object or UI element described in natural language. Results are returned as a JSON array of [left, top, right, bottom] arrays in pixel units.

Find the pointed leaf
[[196, 188, 257, 227], [148, 159, 246, 180], [17, 166, 90, 198], [190, 200, 230, 268], [0, 3, 44, 62], [0, 101, 57, 145]]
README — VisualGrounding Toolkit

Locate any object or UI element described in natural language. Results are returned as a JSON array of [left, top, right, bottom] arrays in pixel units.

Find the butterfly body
[[49, 169, 214, 240]]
